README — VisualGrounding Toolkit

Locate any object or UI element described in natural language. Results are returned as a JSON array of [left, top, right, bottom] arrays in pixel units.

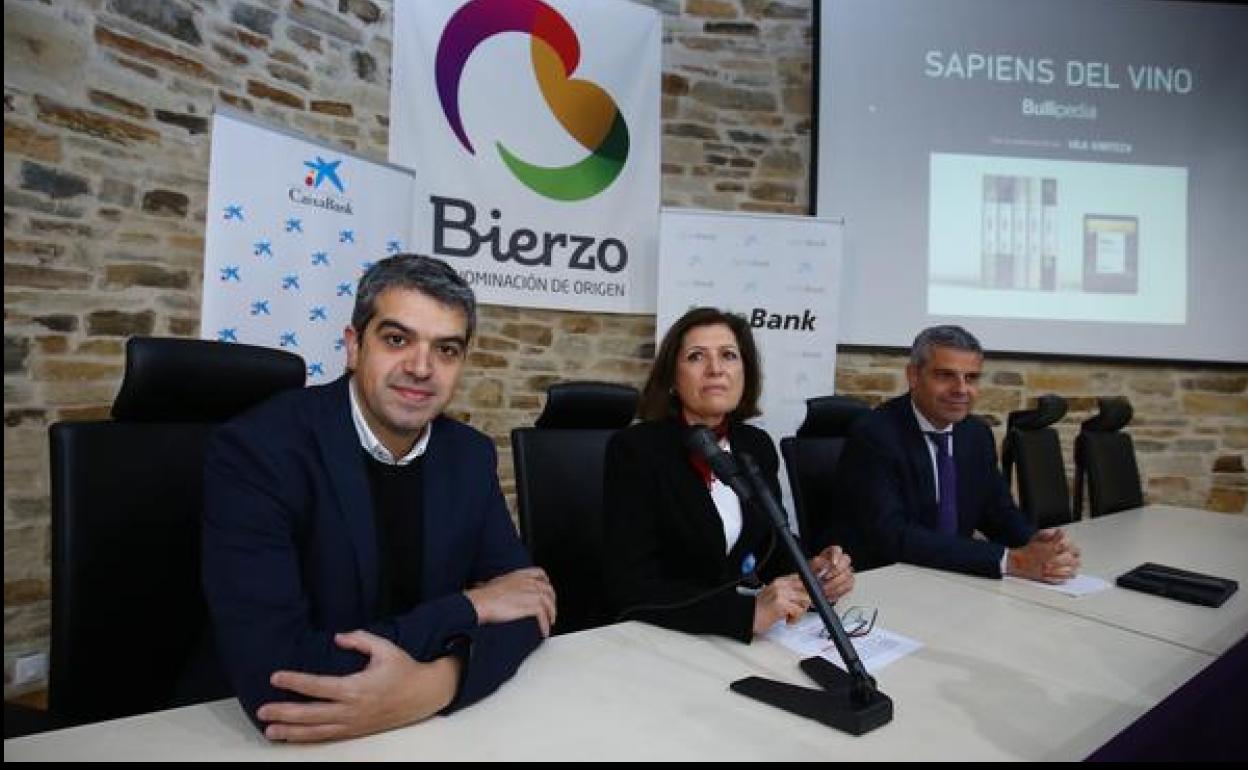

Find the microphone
[[687, 423, 892, 734], [683, 425, 753, 502]]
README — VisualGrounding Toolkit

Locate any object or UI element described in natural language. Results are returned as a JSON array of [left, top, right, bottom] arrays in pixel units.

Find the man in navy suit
[[203, 254, 555, 742], [823, 325, 1081, 580]]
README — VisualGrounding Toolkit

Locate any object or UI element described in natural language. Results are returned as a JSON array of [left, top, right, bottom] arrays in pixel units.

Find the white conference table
[[930, 505, 1248, 656], [5, 562, 1213, 761]]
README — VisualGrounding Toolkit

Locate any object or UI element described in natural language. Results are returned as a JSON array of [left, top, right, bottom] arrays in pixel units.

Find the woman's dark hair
[[638, 307, 763, 422]]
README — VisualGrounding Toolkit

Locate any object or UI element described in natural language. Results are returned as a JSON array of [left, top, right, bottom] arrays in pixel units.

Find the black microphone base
[[730, 657, 893, 736]]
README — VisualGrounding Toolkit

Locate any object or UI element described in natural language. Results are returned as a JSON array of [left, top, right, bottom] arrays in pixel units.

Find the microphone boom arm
[[729, 446, 894, 735], [682, 425, 893, 734]]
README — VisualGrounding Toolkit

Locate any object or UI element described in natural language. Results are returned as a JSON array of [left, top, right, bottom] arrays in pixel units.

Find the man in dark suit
[[824, 325, 1081, 580], [203, 254, 555, 742]]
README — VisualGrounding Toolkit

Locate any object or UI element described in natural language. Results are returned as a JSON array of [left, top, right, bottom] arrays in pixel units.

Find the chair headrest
[[795, 395, 871, 438], [111, 337, 306, 422], [1007, 394, 1068, 432], [1080, 396, 1134, 433], [534, 381, 638, 429]]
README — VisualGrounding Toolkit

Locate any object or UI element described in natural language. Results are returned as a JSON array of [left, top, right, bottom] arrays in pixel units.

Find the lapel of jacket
[[896, 395, 939, 525], [317, 375, 380, 616], [657, 419, 729, 564], [952, 416, 979, 534], [419, 416, 454, 595]]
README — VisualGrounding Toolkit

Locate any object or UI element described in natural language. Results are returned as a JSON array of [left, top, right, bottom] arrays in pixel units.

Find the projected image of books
[[980, 174, 1057, 292], [927, 153, 1185, 325]]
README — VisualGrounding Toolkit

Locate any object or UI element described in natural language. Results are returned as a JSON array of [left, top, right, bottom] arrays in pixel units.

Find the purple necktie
[[927, 432, 958, 534]]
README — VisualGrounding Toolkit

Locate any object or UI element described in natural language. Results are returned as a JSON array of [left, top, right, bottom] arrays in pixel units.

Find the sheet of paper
[[1005, 573, 1111, 597], [764, 612, 922, 674]]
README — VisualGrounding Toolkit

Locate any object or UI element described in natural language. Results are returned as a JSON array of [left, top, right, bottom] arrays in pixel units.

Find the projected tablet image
[[928, 153, 1186, 325]]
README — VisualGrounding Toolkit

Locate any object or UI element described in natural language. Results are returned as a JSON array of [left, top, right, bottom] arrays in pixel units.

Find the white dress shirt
[[349, 378, 431, 466]]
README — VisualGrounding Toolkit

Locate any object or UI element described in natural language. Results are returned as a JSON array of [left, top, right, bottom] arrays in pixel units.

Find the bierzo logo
[[435, 0, 629, 202]]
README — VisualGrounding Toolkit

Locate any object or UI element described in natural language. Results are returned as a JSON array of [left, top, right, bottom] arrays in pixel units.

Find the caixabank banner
[[202, 110, 416, 383], [391, 0, 660, 313], [658, 209, 845, 530]]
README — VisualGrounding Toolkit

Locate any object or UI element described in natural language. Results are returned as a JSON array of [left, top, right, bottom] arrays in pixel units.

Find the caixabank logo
[[435, 0, 629, 202], [290, 156, 354, 214], [303, 156, 344, 193]]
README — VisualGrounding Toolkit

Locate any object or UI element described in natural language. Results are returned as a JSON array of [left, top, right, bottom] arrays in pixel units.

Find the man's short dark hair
[[638, 307, 763, 422], [909, 325, 983, 369], [352, 253, 476, 341]]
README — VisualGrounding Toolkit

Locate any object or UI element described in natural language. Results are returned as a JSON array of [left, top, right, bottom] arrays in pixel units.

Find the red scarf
[[683, 418, 731, 488]]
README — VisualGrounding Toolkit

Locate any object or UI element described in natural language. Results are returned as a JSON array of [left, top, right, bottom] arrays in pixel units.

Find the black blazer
[[202, 376, 541, 728], [823, 394, 1035, 577], [604, 418, 796, 642]]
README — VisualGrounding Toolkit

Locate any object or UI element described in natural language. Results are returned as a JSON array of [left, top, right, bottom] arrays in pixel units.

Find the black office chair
[[1073, 396, 1144, 519], [510, 381, 638, 635], [780, 395, 871, 558], [42, 336, 305, 730], [1002, 394, 1073, 527]]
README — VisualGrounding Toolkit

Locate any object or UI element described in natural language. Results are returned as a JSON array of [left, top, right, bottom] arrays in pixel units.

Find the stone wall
[[4, 0, 1244, 696]]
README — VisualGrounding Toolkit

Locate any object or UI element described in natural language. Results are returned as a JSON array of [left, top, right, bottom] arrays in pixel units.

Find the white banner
[[658, 209, 844, 530], [391, 0, 660, 313], [201, 110, 417, 383]]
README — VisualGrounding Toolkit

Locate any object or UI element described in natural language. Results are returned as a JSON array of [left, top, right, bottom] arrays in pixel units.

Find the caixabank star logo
[[290, 156, 353, 214], [303, 156, 345, 193], [435, 0, 629, 202]]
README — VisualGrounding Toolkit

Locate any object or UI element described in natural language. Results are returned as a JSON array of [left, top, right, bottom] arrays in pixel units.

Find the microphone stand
[[729, 452, 893, 735]]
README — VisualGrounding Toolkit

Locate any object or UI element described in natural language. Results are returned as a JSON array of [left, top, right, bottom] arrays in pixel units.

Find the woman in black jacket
[[605, 307, 854, 642]]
